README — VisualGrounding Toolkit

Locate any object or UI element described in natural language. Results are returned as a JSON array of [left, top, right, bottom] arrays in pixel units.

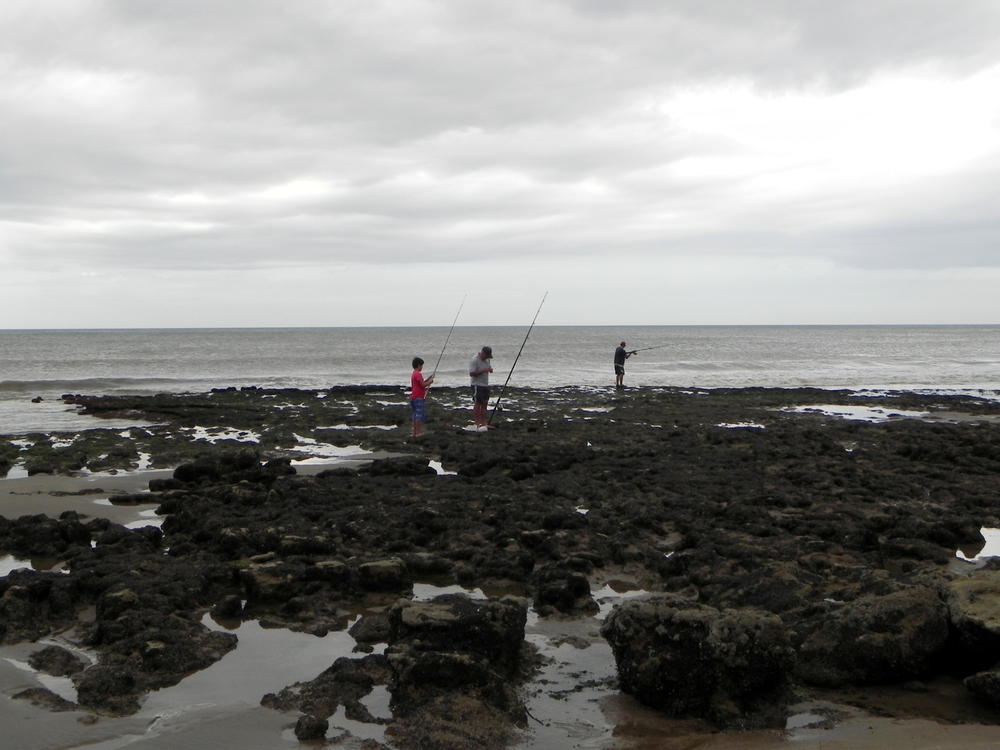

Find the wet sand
[[0, 471, 171, 527]]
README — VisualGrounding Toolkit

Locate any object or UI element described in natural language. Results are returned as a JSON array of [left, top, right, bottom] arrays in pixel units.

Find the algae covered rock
[[601, 594, 795, 729], [385, 594, 529, 749], [796, 585, 948, 686], [947, 569, 1000, 672], [965, 666, 1000, 708]]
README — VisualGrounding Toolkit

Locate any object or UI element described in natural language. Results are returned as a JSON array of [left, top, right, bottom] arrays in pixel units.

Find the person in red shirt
[[410, 357, 435, 437]]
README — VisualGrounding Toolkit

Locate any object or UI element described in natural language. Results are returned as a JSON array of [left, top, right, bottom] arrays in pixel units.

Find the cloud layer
[[2, 1, 999, 325]]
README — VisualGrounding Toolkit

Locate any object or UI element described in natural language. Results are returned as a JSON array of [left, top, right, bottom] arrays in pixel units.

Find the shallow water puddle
[[148, 615, 362, 710], [955, 527, 1000, 564], [124, 509, 164, 530], [592, 583, 650, 621], [317, 423, 397, 431], [93, 496, 159, 512], [4, 658, 78, 702], [0, 554, 65, 576], [290, 434, 372, 462], [412, 582, 488, 601], [781, 404, 930, 422], [1, 464, 30, 480], [428, 460, 457, 476], [125, 613, 392, 746], [280, 686, 393, 745], [786, 711, 829, 729], [181, 426, 262, 443], [0, 554, 34, 576], [518, 616, 620, 749]]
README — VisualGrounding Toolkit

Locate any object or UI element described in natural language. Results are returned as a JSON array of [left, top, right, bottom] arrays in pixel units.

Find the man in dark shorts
[[614, 341, 634, 387], [469, 346, 493, 429]]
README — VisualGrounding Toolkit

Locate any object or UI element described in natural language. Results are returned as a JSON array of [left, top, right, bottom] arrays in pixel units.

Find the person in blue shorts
[[410, 357, 434, 437]]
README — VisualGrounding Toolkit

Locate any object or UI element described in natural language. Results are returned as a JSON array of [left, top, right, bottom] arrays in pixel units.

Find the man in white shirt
[[468, 346, 494, 428]]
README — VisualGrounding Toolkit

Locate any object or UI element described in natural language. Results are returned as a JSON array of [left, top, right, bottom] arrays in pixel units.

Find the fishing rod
[[431, 295, 466, 378], [488, 292, 547, 426], [628, 343, 671, 354]]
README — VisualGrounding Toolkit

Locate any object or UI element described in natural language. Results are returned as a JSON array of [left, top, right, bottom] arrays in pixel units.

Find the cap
[[482, 346, 492, 357]]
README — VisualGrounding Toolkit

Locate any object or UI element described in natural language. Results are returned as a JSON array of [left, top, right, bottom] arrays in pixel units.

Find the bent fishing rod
[[488, 292, 547, 426], [431, 295, 466, 378]]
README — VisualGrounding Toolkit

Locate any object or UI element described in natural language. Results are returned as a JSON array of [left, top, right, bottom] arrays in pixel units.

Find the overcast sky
[[2, 0, 999, 328]]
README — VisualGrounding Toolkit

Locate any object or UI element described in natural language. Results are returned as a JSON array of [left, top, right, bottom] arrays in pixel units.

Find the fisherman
[[614, 341, 635, 388], [469, 346, 493, 429], [409, 357, 434, 438]]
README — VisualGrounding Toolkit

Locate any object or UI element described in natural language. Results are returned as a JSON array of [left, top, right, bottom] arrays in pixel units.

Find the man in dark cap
[[469, 346, 494, 429], [614, 341, 634, 388]]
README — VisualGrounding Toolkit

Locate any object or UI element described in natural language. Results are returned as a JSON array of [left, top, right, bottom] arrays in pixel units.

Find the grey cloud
[[2, 0, 1000, 275], [10, 2, 1000, 131]]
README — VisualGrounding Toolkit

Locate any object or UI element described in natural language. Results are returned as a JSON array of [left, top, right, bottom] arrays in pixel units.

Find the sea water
[[1, 325, 999, 434]]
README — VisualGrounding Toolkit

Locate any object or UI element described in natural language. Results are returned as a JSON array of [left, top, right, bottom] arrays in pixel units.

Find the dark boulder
[[601, 594, 796, 729], [28, 645, 88, 676], [173, 448, 293, 486], [386, 594, 527, 683], [73, 664, 140, 715], [796, 586, 949, 686], [529, 562, 597, 615], [26, 461, 56, 476], [12, 687, 78, 712], [358, 558, 412, 594], [0, 514, 91, 557], [0, 583, 47, 645], [966, 665, 1000, 707], [210, 594, 244, 619], [148, 477, 185, 491], [364, 457, 436, 477], [294, 714, 329, 740], [384, 594, 529, 750], [946, 570, 1000, 673], [350, 613, 392, 644]]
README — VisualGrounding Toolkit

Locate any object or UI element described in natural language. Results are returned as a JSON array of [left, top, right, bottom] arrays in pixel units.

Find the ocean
[[2, 325, 999, 434]]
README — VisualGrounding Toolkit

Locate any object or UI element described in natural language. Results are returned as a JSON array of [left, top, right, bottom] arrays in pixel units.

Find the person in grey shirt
[[468, 346, 493, 429]]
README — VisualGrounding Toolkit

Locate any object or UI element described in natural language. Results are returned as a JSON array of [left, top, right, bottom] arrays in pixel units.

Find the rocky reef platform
[[3, 385, 1000, 748]]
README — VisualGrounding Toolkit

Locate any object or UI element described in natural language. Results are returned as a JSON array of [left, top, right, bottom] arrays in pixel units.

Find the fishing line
[[425, 295, 466, 429], [488, 292, 547, 426], [431, 295, 466, 378]]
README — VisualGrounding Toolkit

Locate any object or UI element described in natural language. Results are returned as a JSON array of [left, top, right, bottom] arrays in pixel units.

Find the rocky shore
[[3, 385, 1000, 748]]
